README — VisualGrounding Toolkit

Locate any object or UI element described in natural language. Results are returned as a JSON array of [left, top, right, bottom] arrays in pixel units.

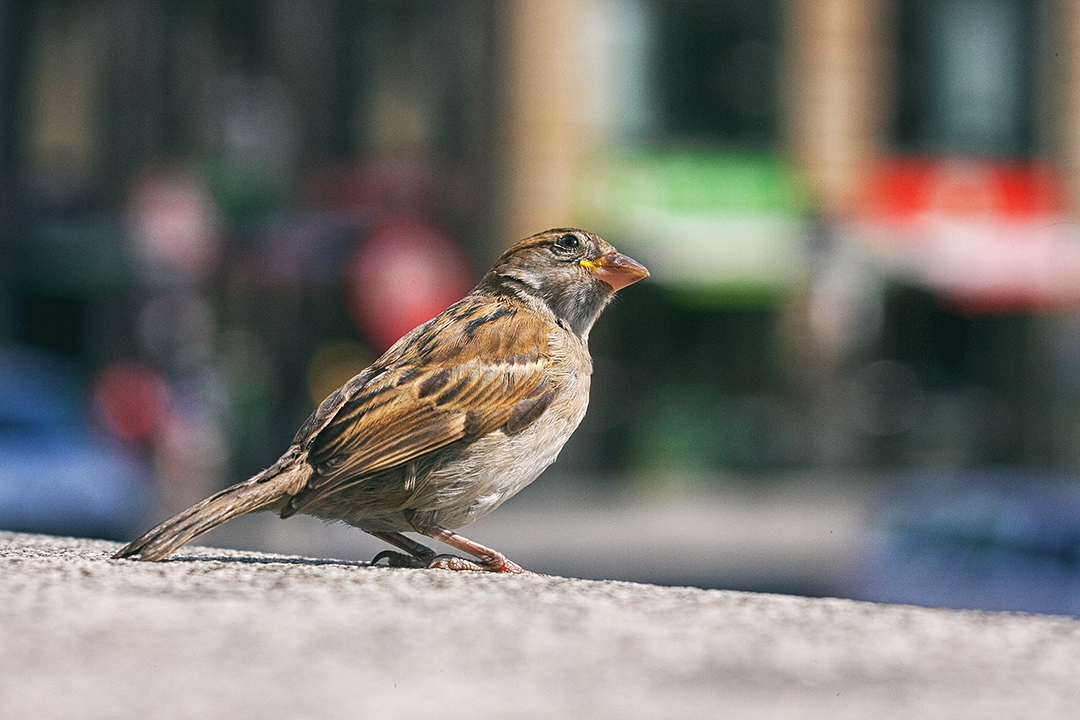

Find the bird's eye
[[555, 233, 581, 251]]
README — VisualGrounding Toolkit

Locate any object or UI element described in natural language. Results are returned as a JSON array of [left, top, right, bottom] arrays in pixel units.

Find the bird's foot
[[428, 553, 527, 573], [370, 550, 526, 573], [367, 531, 437, 568], [369, 549, 432, 568], [368, 526, 528, 573]]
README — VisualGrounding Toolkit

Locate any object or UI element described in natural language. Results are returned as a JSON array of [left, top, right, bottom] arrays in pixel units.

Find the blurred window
[[894, 0, 1038, 157], [652, 0, 778, 146]]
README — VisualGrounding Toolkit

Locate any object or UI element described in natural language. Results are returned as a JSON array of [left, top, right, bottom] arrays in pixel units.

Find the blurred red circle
[[94, 362, 171, 443], [346, 218, 473, 352]]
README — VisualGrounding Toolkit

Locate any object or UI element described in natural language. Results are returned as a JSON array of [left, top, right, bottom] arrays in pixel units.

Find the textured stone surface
[[2, 530, 1078, 719]]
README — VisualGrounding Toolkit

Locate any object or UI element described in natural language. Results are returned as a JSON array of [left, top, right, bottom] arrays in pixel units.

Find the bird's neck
[[477, 272, 608, 343]]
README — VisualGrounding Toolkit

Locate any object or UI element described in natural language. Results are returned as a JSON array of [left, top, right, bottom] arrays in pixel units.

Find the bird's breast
[[421, 355, 591, 529]]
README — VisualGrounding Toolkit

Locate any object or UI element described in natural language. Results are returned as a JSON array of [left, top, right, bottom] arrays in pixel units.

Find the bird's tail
[[113, 458, 311, 562]]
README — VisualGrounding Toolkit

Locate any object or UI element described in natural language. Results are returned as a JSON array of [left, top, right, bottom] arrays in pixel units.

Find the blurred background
[[4, 0, 1080, 615]]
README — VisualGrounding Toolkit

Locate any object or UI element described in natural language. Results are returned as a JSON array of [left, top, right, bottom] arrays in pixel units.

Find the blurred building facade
[[3, 0, 1080, 513]]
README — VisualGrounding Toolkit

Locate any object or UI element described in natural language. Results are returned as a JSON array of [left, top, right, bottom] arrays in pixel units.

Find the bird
[[114, 228, 648, 573]]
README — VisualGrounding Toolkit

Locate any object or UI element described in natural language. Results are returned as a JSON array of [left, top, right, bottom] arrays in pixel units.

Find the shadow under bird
[[114, 228, 648, 572]]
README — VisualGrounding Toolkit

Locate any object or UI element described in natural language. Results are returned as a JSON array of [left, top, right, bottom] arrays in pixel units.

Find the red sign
[[847, 157, 1080, 312]]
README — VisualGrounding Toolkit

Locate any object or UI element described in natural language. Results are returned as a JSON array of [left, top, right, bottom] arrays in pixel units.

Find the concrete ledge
[[2, 530, 1078, 719]]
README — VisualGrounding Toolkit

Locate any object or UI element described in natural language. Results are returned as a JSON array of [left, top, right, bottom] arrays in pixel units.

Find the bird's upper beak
[[580, 252, 650, 291]]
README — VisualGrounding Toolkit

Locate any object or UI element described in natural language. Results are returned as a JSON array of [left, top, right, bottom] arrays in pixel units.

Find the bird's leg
[[404, 511, 527, 574], [367, 531, 438, 568]]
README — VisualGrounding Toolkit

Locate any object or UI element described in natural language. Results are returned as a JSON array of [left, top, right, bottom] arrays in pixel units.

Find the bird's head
[[480, 228, 649, 339]]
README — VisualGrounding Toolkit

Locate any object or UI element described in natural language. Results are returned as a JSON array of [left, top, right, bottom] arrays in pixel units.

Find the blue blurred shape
[[0, 346, 150, 540], [858, 470, 1080, 616]]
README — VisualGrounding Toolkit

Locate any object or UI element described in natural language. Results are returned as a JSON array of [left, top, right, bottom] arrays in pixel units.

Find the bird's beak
[[580, 252, 650, 291]]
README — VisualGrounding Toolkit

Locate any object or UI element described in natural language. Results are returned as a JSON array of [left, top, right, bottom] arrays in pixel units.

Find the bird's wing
[[285, 299, 557, 511]]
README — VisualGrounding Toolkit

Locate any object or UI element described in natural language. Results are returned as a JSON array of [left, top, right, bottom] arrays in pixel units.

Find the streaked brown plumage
[[114, 228, 648, 572]]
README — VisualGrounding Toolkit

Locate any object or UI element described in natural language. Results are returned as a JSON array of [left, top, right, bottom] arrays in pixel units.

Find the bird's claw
[[369, 550, 432, 568]]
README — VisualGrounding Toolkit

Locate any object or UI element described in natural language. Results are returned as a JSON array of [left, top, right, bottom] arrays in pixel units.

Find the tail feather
[[113, 461, 310, 561]]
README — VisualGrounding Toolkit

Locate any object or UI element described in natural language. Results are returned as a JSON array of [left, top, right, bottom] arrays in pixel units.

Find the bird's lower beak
[[580, 252, 650, 291]]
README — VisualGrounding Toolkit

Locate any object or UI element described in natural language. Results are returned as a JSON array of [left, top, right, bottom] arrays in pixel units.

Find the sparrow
[[114, 228, 648, 573]]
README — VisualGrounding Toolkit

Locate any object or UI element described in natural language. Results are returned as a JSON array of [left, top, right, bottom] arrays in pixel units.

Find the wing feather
[[285, 297, 556, 513]]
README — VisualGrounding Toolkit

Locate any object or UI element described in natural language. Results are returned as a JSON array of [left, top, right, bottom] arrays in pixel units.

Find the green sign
[[575, 148, 812, 302]]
